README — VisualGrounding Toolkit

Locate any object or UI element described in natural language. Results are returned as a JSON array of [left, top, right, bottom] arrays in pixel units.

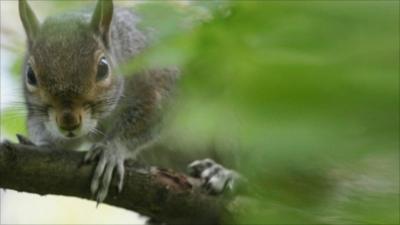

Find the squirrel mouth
[[66, 132, 76, 138]]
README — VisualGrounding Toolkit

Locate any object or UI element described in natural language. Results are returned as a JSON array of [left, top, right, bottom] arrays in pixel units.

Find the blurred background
[[1, 0, 399, 224]]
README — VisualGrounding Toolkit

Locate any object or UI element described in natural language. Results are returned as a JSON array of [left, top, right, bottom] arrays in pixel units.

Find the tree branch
[[0, 141, 233, 224]]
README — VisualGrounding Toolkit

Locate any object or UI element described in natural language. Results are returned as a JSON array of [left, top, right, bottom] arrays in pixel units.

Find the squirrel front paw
[[188, 158, 241, 195], [84, 141, 125, 204]]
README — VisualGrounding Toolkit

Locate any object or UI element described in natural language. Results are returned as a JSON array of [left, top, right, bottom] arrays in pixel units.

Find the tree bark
[[0, 141, 232, 224]]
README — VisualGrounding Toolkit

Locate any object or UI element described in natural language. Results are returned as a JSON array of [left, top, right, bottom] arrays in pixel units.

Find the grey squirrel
[[18, 0, 238, 204]]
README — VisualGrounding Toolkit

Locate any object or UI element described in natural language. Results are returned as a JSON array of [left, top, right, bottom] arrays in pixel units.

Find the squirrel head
[[19, 0, 121, 140]]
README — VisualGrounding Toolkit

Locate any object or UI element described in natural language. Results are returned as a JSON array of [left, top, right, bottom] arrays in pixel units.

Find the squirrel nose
[[57, 110, 81, 131]]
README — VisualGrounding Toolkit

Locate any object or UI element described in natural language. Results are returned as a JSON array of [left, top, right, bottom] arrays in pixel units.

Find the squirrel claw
[[117, 161, 125, 193], [16, 134, 35, 146]]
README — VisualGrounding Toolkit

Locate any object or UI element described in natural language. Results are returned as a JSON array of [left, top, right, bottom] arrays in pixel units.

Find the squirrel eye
[[26, 65, 37, 86], [96, 57, 109, 81]]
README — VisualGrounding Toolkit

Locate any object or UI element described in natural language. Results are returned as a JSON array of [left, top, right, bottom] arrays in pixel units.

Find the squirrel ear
[[19, 0, 40, 48], [91, 0, 113, 47]]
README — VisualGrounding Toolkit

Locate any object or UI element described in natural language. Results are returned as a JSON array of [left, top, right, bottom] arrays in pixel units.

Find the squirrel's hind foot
[[188, 158, 240, 195]]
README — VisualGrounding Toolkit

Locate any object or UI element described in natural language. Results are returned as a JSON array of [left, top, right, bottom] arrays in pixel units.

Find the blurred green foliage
[[1, 108, 27, 141], [134, 1, 399, 224], [1, 1, 398, 224]]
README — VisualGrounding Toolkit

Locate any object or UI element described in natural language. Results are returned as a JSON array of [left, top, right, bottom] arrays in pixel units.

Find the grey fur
[[20, 0, 177, 202]]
